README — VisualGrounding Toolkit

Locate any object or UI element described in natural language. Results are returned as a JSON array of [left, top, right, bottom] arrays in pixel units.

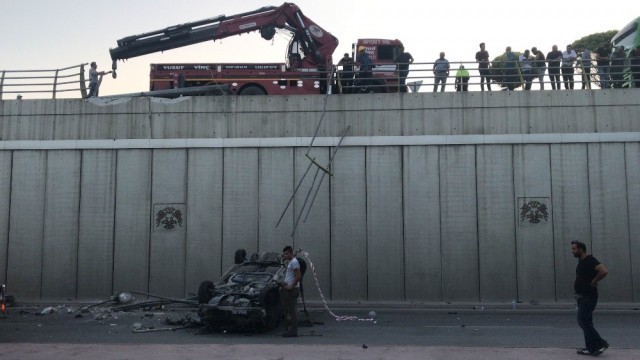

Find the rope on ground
[[297, 249, 375, 322]]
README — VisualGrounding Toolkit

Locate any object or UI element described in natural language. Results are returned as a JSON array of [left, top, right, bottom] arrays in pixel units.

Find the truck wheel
[[240, 86, 266, 95], [198, 280, 215, 304]]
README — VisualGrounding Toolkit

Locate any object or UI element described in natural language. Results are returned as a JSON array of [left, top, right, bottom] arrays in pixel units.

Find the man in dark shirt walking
[[571, 240, 609, 356]]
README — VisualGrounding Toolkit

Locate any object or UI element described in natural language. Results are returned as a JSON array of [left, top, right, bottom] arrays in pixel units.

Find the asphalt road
[[1, 302, 640, 359]]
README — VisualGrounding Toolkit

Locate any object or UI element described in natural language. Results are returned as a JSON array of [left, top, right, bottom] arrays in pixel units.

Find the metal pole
[[275, 159, 315, 228], [302, 126, 350, 222], [52, 69, 59, 99], [290, 165, 322, 238], [0, 70, 5, 100]]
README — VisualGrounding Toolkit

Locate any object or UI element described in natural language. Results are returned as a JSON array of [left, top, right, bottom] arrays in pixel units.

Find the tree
[[572, 31, 620, 88], [572, 30, 619, 51], [489, 52, 523, 90]]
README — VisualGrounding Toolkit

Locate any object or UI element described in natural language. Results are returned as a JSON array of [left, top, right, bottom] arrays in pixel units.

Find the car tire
[[240, 86, 266, 95], [260, 286, 282, 330], [198, 280, 215, 304]]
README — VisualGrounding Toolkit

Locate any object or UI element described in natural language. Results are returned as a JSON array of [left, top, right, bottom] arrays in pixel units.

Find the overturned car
[[197, 251, 305, 332]]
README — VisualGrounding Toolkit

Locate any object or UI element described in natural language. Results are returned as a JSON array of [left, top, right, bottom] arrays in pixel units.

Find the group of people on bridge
[[443, 42, 640, 92], [337, 42, 640, 93]]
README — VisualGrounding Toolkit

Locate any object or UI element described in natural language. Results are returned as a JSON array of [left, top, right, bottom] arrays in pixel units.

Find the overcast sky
[[1, 0, 638, 97]]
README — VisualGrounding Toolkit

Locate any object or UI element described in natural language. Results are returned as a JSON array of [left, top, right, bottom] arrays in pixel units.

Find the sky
[[1, 0, 639, 98]]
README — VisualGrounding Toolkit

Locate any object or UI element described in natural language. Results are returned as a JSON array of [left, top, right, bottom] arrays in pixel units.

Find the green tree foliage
[[572, 30, 619, 50], [490, 52, 523, 89]]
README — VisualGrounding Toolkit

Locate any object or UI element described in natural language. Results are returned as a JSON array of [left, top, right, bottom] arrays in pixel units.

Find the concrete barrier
[[0, 91, 638, 303]]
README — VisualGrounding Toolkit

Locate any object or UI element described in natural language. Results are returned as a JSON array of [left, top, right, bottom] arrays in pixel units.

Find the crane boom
[[109, 3, 338, 75]]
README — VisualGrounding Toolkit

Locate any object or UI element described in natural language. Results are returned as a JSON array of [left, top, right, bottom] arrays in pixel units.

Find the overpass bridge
[[0, 90, 638, 304]]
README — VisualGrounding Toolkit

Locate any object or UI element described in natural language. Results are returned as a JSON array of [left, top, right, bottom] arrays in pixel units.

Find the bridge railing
[[0, 60, 632, 100], [337, 59, 634, 93], [0, 63, 89, 100]]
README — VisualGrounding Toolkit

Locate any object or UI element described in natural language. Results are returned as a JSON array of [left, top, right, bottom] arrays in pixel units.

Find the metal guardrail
[[0, 59, 634, 100], [336, 59, 636, 93], [0, 63, 88, 100]]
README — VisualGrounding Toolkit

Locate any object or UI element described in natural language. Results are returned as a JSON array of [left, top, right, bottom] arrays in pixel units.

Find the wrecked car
[[197, 251, 301, 332]]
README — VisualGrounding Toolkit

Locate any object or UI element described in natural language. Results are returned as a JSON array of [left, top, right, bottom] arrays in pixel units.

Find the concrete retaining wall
[[0, 91, 638, 303]]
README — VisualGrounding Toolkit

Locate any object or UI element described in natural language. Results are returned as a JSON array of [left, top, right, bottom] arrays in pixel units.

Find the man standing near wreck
[[281, 246, 301, 337], [572, 240, 609, 356]]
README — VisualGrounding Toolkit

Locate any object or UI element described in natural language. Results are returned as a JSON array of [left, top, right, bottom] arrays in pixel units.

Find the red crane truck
[[109, 3, 405, 96]]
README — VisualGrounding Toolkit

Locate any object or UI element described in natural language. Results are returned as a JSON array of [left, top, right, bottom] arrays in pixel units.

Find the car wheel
[[260, 287, 282, 330], [240, 86, 266, 95], [198, 280, 215, 304]]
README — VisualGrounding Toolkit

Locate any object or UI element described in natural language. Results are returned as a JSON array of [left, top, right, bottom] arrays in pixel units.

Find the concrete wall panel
[[113, 150, 151, 294], [2, 117, 55, 141], [186, 149, 223, 295], [77, 151, 115, 299], [625, 143, 640, 302], [1, 100, 56, 140], [367, 146, 404, 300], [331, 148, 367, 300], [42, 151, 80, 299], [294, 147, 331, 300], [403, 146, 442, 301], [2, 93, 640, 303], [149, 96, 234, 114], [7, 151, 46, 298], [0, 152, 11, 284], [2, 92, 640, 140], [551, 144, 591, 301], [514, 145, 555, 302], [149, 149, 187, 298], [222, 149, 259, 272], [476, 145, 517, 302], [258, 148, 293, 253], [54, 96, 151, 140], [588, 143, 633, 301], [150, 113, 230, 139], [440, 146, 479, 301]]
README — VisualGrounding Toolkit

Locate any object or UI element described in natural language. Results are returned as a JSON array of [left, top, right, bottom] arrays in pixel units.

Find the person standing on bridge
[[561, 44, 578, 89], [571, 240, 609, 356], [433, 52, 450, 92], [356, 46, 374, 92], [338, 53, 355, 93], [547, 45, 563, 90], [397, 48, 414, 93], [87, 62, 107, 98], [476, 42, 492, 91], [531, 47, 546, 90]]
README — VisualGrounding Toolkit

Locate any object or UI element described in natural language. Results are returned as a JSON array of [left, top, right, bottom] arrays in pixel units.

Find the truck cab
[[352, 39, 405, 93]]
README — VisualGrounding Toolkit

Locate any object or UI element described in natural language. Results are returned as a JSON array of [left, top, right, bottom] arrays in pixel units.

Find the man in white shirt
[[281, 246, 301, 337], [87, 62, 107, 98], [562, 45, 578, 89]]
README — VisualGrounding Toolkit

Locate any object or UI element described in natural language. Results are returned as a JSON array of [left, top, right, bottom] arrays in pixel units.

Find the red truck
[[109, 3, 405, 96]]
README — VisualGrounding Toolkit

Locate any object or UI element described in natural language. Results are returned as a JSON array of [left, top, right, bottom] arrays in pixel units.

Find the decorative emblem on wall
[[154, 205, 184, 230], [519, 200, 549, 224]]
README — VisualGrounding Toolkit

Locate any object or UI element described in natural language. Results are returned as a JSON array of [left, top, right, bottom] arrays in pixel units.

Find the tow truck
[[109, 2, 405, 95]]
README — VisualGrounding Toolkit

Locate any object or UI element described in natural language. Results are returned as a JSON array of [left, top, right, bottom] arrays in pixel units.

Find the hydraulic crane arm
[[109, 3, 338, 74]]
